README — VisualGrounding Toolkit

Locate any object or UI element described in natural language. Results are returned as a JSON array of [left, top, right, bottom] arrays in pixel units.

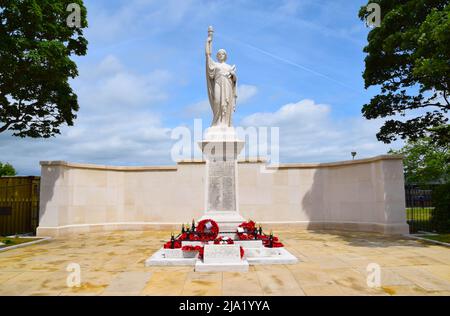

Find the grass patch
[[421, 234, 450, 244], [0, 237, 41, 248], [406, 207, 434, 221]]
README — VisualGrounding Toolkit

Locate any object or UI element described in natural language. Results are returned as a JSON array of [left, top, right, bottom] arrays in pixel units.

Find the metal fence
[[405, 184, 445, 234], [0, 177, 40, 236]]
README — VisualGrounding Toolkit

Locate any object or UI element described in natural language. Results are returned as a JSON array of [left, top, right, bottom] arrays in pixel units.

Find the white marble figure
[[206, 26, 238, 127]]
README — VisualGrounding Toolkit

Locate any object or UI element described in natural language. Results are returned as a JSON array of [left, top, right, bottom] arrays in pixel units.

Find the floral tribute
[[164, 219, 220, 248], [237, 220, 261, 240], [238, 220, 256, 232], [214, 236, 234, 245], [236, 221, 284, 248], [177, 232, 201, 242], [263, 239, 284, 248], [236, 232, 255, 240], [195, 219, 219, 241], [161, 218, 284, 256], [163, 240, 181, 249]]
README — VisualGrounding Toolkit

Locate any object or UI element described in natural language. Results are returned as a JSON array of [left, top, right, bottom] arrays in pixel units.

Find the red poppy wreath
[[195, 219, 219, 241]]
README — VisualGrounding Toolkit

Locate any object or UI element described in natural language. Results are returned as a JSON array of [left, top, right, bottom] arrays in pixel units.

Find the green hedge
[[431, 183, 450, 232]]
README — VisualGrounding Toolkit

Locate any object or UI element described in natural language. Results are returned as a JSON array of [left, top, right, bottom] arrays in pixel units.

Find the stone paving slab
[[0, 230, 450, 296], [101, 271, 152, 296], [222, 271, 264, 296]]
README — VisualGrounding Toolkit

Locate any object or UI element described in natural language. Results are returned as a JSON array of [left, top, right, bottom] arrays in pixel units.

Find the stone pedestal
[[198, 127, 246, 232]]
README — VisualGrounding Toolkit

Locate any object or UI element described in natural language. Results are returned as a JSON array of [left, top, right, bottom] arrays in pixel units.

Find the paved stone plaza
[[1, 230, 449, 296]]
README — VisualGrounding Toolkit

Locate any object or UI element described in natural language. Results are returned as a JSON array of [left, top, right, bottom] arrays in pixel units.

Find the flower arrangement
[[196, 219, 219, 241], [238, 220, 256, 232], [262, 232, 283, 248], [237, 233, 255, 240], [237, 220, 266, 241], [214, 236, 234, 245], [176, 233, 201, 242], [236, 221, 285, 248], [163, 240, 181, 249], [263, 240, 284, 248], [162, 219, 284, 259], [257, 234, 278, 242]]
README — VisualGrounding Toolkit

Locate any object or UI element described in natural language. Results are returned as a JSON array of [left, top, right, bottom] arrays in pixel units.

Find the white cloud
[[183, 100, 210, 118], [237, 84, 258, 104], [242, 99, 329, 127], [0, 111, 174, 175], [75, 55, 171, 112], [1, 96, 405, 175], [0, 55, 175, 174], [240, 99, 404, 163]]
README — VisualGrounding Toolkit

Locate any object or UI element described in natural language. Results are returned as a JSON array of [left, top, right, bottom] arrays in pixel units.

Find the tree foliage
[[389, 137, 450, 184], [431, 182, 450, 232], [0, 0, 88, 138], [359, 0, 450, 146], [0, 161, 16, 176]]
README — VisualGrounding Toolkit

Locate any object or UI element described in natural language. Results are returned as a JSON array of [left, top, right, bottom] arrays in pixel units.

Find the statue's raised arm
[[206, 26, 217, 124], [206, 26, 213, 56]]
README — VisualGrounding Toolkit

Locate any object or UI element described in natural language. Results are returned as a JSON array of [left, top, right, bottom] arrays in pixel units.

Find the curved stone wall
[[37, 155, 409, 236]]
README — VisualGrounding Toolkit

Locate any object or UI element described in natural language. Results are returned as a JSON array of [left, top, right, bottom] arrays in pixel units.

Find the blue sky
[[0, 0, 405, 175]]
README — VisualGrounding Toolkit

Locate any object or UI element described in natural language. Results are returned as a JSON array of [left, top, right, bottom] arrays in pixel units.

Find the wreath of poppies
[[237, 233, 254, 240], [238, 220, 256, 232], [214, 236, 234, 245], [163, 218, 283, 254], [176, 232, 201, 242], [163, 240, 182, 249], [263, 240, 284, 248], [196, 219, 219, 241]]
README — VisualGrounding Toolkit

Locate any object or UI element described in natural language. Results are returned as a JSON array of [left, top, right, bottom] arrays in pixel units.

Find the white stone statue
[[206, 26, 237, 127]]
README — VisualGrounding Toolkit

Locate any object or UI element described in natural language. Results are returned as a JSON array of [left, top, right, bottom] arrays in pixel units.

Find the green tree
[[0, 0, 88, 138], [389, 137, 450, 184], [359, 0, 450, 146], [0, 162, 16, 176], [431, 182, 450, 232]]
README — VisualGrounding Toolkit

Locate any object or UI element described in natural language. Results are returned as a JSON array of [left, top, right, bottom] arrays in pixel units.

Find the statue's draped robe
[[206, 58, 237, 127]]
